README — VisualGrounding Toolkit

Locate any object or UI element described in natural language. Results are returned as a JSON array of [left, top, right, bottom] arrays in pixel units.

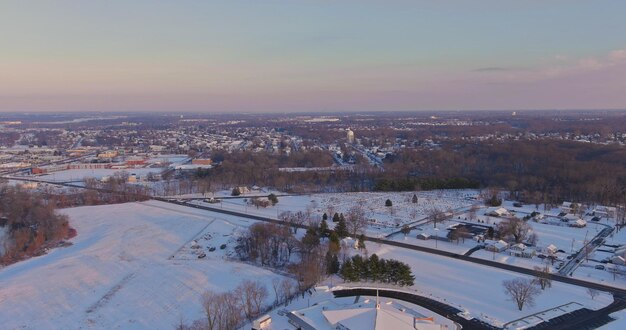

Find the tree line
[[0, 185, 71, 265], [340, 254, 415, 286]]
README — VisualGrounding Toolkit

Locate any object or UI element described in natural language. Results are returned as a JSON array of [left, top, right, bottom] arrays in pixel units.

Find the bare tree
[[587, 288, 600, 300], [427, 207, 445, 229], [455, 226, 470, 244], [235, 280, 269, 321], [201, 290, 222, 330], [533, 264, 552, 290], [497, 217, 532, 243], [503, 278, 542, 311], [200, 290, 243, 330], [346, 205, 367, 237], [468, 205, 479, 221], [280, 278, 295, 305]]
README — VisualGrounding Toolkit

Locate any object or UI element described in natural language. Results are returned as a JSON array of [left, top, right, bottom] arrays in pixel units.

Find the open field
[[0, 200, 285, 329]]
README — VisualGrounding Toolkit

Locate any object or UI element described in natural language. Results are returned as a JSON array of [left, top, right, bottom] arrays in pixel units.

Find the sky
[[1, 0, 626, 113]]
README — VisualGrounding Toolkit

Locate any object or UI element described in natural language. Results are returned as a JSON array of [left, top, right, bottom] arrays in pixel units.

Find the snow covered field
[[362, 242, 613, 327], [0, 200, 286, 329]]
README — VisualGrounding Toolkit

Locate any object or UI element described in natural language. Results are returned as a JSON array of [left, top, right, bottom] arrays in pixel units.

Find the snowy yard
[[0, 200, 286, 329]]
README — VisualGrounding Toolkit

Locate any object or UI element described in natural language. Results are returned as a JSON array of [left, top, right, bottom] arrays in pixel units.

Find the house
[[485, 240, 508, 252], [612, 256, 626, 266], [487, 207, 509, 217], [416, 232, 431, 240], [615, 246, 626, 258], [236, 186, 251, 194], [509, 243, 535, 258], [569, 219, 587, 228], [594, 206, 617, 219], [561, 201, 584, 214], [544, 244, 558, 256], [252, 314, 271, 330]]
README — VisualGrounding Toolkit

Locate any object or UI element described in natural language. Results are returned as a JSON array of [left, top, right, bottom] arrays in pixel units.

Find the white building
[[288, 295, 448, 330], [347, 129, 355, 144]]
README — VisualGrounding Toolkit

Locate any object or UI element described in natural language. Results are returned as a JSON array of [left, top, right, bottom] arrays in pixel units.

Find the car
[[513, 202, 523, 208], [595, 265, 605, 270], [197, 252, 206, 259]]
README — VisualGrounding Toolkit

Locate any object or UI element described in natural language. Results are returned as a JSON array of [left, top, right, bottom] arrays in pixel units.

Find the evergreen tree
[[319, 219, 329, 238], [385, 199, 393, 207], [322, 213, 328, 221], [335, 217, 349, 238], [328, 231, 341, 255], [326, 251, 340, 275], [357, 234, 366, 250], [267, 193, 279, 205], [412, 194, 418, 204], [397, 262, 415, 286], [352, 255, 366, 279], [378, 259, 389, 283], [332, 212, 340, 223], [368, 254, 380, 282], [340, 259, 358, 282], [302, 226, 320, 249]]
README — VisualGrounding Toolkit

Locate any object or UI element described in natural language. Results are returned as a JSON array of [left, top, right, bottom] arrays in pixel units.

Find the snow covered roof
[[511, 243, 527, 250], [545, 244, 558, 253], [322, 302, 437, 330]]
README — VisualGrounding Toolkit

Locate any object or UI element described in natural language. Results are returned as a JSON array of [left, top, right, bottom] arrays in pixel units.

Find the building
[[487, 207, 509, 217], [484, 240, 508, 252], [509, 243, 535, 258], [97, 150, 118, 159], [252, 314, 271, 330], [288, 294, 447, 330], [191, 158, 213, 165], [347, 128, 355, 144]]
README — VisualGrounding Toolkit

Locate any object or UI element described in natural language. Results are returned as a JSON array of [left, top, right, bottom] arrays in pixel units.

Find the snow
[[389, 232, 476, 255], [190, 190, 476, 237], [0, 200, 286, 329], [360, 242, 612, 326]]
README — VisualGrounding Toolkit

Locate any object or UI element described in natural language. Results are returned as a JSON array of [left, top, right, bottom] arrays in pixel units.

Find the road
[[559, 225, 614, 276], [3, 176, 625, 327], [2, 177, 624, 296], [153, 197, 626, 296]]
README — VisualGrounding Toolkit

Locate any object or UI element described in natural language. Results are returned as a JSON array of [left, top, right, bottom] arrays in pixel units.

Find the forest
[[182, 139, 625, 206]]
